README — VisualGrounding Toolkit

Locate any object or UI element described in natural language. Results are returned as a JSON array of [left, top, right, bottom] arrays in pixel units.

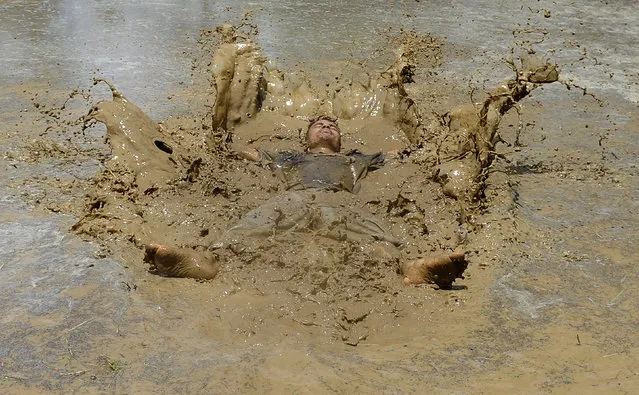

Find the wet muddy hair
[[308, 115, 339, 128], [306, 115, 341, 151]]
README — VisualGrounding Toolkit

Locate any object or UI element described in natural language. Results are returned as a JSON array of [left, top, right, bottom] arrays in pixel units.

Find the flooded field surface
[[1, 0, 638, 393]]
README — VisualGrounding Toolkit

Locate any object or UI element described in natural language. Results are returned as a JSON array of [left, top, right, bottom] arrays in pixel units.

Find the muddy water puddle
[[2, 1, 639, 393]]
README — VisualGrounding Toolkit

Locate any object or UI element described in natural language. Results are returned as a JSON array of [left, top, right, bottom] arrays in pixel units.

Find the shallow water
[[1, 0, 638, 392]]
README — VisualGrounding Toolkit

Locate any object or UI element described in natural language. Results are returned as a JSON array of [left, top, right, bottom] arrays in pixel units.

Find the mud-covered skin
[[402, 251, 467, 289], [306, 118, 341, 153], [144, 243, 220, 280]]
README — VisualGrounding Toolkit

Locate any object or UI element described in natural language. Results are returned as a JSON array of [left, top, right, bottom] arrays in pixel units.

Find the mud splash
[[210, 25, 430, 146], [67, 23, 561, 353], [3, 2, 638, 393], [432, 54, 559, 207], [83, 80, 181, 192]]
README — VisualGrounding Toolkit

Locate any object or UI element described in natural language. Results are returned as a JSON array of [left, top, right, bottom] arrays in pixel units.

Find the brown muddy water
[[1, 1, 638, 393]]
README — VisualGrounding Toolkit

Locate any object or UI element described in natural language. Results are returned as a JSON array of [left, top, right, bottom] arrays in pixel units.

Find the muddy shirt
[[259, 150, 384, 193]]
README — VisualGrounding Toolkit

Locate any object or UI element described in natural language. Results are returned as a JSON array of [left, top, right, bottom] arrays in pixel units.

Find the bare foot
[[144, 243, 219, 280], [402, 251, 467, 289]]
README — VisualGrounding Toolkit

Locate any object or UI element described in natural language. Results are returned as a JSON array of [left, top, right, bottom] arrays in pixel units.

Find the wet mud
[[72, 27, 560, 295], [67, 28, 492, 344], [2, 3, 638, 393]]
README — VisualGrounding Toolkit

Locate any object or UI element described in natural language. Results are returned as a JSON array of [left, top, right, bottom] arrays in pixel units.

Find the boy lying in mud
[[83, 27, 558, 291], [144, 115, 468, 288]]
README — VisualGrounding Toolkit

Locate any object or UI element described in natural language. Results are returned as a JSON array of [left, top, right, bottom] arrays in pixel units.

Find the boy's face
[[307, 119, 341, 152]]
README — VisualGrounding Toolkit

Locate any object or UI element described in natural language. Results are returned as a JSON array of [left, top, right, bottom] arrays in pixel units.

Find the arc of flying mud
[[84, 78, 180, 192], [435, 55, 559, 206], [208, 28, 424, 146], [210, 29, 267, 133]]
